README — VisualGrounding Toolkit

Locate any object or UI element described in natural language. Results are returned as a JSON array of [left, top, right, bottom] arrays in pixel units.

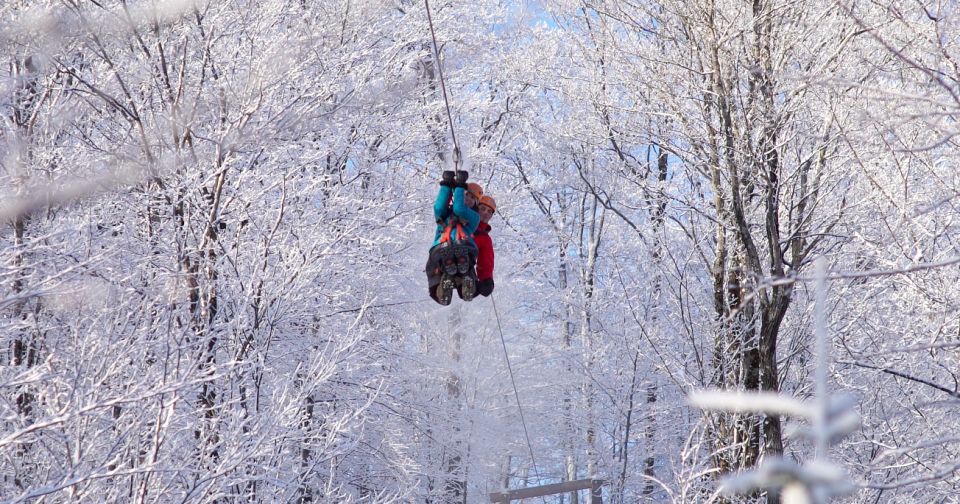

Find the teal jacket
[[433, 186, 479, 247]]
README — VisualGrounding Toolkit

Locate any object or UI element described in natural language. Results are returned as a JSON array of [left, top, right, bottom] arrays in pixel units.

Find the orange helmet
[[479, 195, 496, 213], [466, 182, 483, 201]]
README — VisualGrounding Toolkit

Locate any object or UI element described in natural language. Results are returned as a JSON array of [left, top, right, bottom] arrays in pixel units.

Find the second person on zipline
[[474, 194, 496, 297]]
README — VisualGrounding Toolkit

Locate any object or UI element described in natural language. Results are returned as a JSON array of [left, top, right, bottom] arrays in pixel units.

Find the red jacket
[[473, 222, 494, 281]]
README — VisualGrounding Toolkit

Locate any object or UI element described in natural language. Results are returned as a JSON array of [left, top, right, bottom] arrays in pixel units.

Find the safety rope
[[423, 0, 462, 173], [491, 295, 544, 486]]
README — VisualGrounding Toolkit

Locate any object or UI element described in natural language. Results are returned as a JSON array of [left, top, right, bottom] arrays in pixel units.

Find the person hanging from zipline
[[426, 170, 482, 305], [474, 194, 496, 297]]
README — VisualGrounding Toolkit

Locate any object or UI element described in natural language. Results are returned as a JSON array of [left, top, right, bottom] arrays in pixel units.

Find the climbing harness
[[439, 221, 471, 249]]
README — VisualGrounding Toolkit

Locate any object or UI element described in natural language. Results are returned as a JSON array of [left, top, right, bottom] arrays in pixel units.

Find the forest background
[[3, 0, 960, 502]]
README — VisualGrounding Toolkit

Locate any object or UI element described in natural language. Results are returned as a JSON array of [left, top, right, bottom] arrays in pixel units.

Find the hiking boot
[[436, 275, 455, 305], [443, 257, 458, 276], [460, 274, 476, 301], [456, 254, 470, 275]]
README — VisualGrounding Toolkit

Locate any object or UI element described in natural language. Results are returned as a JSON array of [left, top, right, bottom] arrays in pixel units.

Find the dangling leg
[[458, 249, 478, 301], [429, 269, 450, 305], [428, 245, 454, 305]]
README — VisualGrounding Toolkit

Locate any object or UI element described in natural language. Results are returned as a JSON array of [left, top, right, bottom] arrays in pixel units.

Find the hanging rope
[[423, 0, 462, 173], [492, 295, 544, 485]]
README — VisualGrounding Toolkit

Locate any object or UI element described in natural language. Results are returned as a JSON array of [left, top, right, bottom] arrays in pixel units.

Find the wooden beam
[[490, 479, 603, 503]]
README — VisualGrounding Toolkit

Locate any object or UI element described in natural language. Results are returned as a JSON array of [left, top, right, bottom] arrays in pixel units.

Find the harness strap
[[440, 219, 469, 246]]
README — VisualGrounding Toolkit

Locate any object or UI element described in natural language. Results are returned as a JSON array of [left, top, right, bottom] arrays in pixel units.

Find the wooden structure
[[489, 478, 603, 503]]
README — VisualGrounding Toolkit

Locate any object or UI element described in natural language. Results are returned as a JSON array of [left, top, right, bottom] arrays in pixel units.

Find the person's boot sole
[[437, 276, 455, 305], [460, 275, 476, 301]]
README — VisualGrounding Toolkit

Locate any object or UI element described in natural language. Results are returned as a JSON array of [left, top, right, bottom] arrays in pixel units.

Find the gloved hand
[[454, 170, 469, 187], [440, 170, 456, 187], [477, 278, 494, 297]]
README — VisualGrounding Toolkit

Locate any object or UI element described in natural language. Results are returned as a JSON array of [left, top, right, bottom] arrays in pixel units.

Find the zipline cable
[[425, 2, 549, 495], [491, 295, 544, 486], [423, 0, 462, 173]]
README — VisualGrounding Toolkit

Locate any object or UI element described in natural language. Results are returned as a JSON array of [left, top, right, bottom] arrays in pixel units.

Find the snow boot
[[443, 256, 458, 276], [456, 253, 470, 275], [459, 274, 476, 301], [436, 275, 455, 306]]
